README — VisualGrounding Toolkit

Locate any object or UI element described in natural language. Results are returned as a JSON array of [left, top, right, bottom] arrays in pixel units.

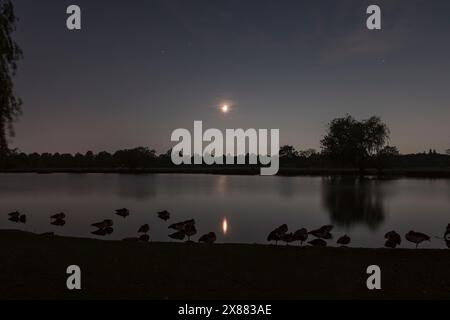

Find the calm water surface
[[0, 173, 449, 248]]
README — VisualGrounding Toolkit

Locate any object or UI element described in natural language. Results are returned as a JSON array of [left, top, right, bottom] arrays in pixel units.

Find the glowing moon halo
[[221, 104, 229, 113]]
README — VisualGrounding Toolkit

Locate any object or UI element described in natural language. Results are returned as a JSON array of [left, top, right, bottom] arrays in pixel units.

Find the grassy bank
[[1, 167, 450, 178], [0, 230, 449, 299]]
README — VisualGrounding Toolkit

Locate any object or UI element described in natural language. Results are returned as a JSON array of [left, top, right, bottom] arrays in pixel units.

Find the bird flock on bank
[[5, 210, 450, 248], [266, 223, 450, 249], [6, 209, 217, 244]]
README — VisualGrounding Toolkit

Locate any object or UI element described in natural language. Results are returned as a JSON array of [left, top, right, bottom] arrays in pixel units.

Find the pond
[[0, 173, 449, 248]]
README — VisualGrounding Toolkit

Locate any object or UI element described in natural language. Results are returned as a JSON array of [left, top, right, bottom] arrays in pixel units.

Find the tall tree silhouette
[[320, 115, 389, 170], [0, 0, 22, 159]]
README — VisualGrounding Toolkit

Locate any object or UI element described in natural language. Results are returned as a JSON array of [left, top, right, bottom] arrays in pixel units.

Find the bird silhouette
[[157, 210, 170, 221], [384, 239, 398, 248], [92, 219, 113, 229], [138, 224, 150, 234], [115, 208, 130, 218], [9, 213, 26, 224], [92, 229, 108, 236], [308, 238, 327, 247], [405, 230, 430, 248], [168, 219, 196, 232], [337, 235, 351, 246], [293, 228, 308, 246], [8, 211, 20, 218], [267, 224, 289, 245], [8, 216, 19, 223], [91, 218, 114, 236], [51, 219, 65, 226], [50, 212, 65, 220], [384, 230, 401, 248], [199, 232, 217, 244]]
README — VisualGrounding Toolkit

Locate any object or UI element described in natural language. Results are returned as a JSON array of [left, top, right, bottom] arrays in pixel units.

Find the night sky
[[10, 0, 450, 154]]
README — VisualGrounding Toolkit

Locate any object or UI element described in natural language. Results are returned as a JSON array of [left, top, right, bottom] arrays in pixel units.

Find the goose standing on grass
[[384, 230, 401, 248], [115, 208, 130, 218], [405, 230, 430, 248], [157, 210, 170, 221], [337, 235, 351, 247], [199, 232, 217, 244], [267, 224, 288, 245], [293, 228, 308, 246], [168, 219, 196, 241]]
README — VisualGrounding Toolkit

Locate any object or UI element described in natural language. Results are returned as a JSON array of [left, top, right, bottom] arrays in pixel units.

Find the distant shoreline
[[1, 167, 450, 178], [1, 230, 449, 299]]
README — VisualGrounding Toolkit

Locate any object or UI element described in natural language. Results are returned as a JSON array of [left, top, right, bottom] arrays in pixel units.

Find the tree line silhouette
[[1, 144, 449, 170], [1, 115, 449, 170]]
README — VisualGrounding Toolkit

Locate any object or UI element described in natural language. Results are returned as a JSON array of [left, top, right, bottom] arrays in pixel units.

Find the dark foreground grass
[[0, 230, 449, 300]]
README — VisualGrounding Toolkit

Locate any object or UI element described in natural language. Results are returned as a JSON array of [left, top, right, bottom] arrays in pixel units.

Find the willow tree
[[0, 0, 22, 158], [320, 115, 389, 170]]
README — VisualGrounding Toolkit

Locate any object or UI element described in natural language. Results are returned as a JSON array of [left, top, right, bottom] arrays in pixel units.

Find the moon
[[222, 217, 228, 235], [221, 104, 229, 113]]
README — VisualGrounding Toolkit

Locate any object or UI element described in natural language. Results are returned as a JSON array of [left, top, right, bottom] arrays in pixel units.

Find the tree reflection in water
[[322, 176, 389, 230]]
